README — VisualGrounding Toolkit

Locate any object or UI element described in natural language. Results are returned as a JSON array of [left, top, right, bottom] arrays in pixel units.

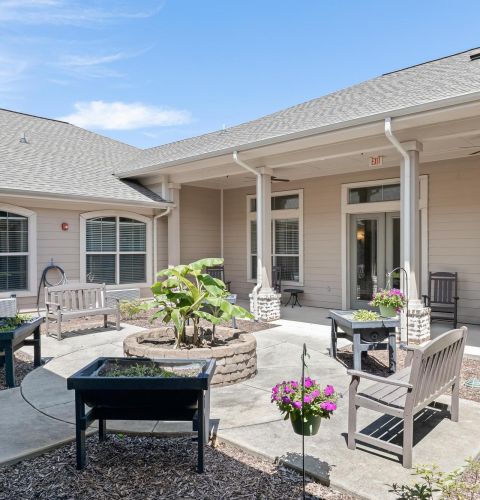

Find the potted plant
[[150, 258, 253, 348], [271, 377, 337, 436], [370, 288, 406, 318]]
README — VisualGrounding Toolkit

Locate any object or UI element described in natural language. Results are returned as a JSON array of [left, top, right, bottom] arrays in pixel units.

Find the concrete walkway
[[1, 320, 479, 500]]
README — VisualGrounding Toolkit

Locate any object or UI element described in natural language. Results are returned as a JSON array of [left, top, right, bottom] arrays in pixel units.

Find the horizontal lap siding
[[1, 197, 155, 310], [180, 186, 220, 264], [423, 158, 480, 323]]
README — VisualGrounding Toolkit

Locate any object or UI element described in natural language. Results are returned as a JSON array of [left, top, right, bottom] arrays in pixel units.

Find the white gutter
[[153, 207, 173, 282], [232, 151, 262, 315], [384, 116, 411, 287]]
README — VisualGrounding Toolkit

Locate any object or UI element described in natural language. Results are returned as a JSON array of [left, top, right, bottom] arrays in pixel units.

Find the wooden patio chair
[[422, 272, 459, 328], [347, 326, 467, 468], [205, 265, 231, 292], [272, 265, 282, 294]]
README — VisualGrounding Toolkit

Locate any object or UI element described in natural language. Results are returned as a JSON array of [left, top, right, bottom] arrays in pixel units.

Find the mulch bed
[[336, 345, 480, 403], [0, 435, 354, 500], [0, 351, 34, 390]]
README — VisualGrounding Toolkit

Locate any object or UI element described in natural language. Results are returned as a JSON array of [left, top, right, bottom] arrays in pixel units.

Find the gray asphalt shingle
[[0, 110, 166, 205], [116, 48, 480, 175]]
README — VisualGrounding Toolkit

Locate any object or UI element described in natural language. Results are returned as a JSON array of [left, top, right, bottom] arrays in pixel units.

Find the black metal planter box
[[67, 357, 216, 473], [0, 316, 43, 387]]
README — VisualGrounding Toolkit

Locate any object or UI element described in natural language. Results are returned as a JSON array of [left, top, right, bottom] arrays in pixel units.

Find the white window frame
[[340, 176, 428, 309], [0, 204, 37, 298], [80, 210, 152, 289], [246, 189, 304, 286]]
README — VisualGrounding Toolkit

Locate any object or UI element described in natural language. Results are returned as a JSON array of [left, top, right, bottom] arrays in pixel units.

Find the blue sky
[[1, 0, 480, 149]]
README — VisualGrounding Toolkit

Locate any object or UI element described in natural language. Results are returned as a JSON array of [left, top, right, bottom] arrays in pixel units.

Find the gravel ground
[[336, 345, 480, 403], [0, 435, 354, 500]]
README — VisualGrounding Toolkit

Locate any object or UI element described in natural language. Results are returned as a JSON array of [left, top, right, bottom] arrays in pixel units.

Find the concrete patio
[[1, 312, 479, 500]]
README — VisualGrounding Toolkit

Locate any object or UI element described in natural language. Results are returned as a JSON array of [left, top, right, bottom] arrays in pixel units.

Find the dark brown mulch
[[0, 351, 34, 390], [0, 435, 354, 500], [336, 345, 480, 403]]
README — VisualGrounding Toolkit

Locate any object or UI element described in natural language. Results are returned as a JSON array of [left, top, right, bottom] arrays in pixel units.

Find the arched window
[[0, 205, 36, 294], [81, 212, 151, 285]]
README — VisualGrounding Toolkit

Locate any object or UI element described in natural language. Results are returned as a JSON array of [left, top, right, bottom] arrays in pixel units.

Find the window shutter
[[86, 217, 116, 252], [86, 254, 116, 284], [119, 218, 146, 251], [275, 219, 299, 255], [120, 254, 146, 283]]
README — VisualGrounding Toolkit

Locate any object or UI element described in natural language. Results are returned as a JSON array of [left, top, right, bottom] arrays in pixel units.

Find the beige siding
[[223, 156, 480, 324], [180, 186, 221, 264], [0, 196, 157, 310]]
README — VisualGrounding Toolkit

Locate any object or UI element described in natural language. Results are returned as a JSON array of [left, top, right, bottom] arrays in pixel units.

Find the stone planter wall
[[123, 328, 257, 387]]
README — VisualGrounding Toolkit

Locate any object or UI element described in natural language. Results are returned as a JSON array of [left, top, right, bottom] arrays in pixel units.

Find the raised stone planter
[[123, 326, 257, 387]]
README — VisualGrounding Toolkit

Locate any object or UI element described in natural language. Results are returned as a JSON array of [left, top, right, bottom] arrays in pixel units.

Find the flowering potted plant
[[271, 377, 337, 436], [369, 288, 406, 318]]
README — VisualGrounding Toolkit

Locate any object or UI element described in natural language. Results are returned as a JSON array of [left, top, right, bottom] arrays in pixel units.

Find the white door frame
[[341, 176, 428, 309]]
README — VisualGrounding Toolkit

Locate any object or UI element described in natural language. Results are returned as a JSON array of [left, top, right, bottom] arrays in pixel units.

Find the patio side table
[[284, 288, 303, 308], [329, 310, 398, 373]]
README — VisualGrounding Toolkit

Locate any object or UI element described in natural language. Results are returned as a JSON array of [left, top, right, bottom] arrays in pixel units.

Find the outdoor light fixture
[[61, 222, 69, 231]]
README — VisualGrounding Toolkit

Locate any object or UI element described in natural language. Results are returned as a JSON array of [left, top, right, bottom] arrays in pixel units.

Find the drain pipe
[[232, 151, 262, 318], [384, 117, 411, 345], [153, 207, 173, 282]]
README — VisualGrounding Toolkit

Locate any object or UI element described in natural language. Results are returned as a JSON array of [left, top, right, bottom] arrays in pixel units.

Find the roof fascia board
[[117, 90, 480, 179], [0, 188, 172, 208]]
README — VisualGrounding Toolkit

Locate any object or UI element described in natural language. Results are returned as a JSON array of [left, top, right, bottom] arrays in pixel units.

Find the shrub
[[370, 288, 406, 311], [390, 458, 480, 499], [352, 309, 380, 321], [119, 299, 146, 320]]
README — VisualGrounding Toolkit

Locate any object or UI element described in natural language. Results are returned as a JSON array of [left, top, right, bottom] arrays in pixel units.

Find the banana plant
[[150, 258, 253, 347]]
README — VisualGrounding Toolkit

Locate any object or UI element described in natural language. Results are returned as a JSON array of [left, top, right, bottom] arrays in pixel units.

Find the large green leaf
[[190, 257, 224, 272], [193, 310, 222, 325]]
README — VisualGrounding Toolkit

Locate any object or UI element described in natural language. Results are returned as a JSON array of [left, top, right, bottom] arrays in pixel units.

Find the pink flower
[[282, 396, 291, 405], [310, 389, 320, 399], [303, 395, 312, 404], [320, 401, 337, 412], [304, 377, 314, 388], [292, 401, 302, 409], [324, 385, 335, 397]]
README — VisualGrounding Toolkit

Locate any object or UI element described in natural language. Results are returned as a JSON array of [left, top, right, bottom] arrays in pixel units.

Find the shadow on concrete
[[341, 402, 451, 463], [278, 450, 333, 486]]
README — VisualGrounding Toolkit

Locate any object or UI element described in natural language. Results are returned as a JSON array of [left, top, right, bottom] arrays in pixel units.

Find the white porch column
[[167, 184, 181, 267], [400, 140, 430, 343], [257, 170, 273, 294]]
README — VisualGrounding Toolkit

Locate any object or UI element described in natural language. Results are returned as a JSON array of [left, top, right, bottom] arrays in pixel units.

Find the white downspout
[[220, 188, 224, 258], [153, 207, 173, 282], [232, 151, 262, 317], [384, 117, 411, 284]]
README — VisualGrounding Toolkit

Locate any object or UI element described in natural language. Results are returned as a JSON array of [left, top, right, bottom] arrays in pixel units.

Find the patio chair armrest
[[401, 344, 420, 366], [347, 369, 413, 389], [45, 301, 61, 311], [454, 296, 460, 302]]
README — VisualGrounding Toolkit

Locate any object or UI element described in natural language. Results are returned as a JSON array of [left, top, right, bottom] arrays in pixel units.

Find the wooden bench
[[45, 283, 120, 340], [348, 327, 467, 468]]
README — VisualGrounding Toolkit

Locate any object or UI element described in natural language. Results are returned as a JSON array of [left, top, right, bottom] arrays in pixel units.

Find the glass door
[[350, 214, 385, 309], [349, 212, 401, 309]]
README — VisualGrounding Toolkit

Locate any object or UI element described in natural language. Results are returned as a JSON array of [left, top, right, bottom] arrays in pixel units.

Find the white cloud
[[59, 101, 192, 130], [0, 1, 163, 26], [0, 55, 29, 94]]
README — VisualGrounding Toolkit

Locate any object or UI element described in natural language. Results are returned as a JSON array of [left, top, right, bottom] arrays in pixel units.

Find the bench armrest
[[347, 369, 413, 389], [45, 301, 61, 311]]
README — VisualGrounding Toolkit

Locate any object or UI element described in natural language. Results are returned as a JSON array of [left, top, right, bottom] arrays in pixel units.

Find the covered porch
[[132, 99, 480, 339]]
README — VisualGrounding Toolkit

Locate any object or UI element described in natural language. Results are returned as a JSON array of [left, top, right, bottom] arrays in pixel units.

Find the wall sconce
[[61, 222, 69, 231]]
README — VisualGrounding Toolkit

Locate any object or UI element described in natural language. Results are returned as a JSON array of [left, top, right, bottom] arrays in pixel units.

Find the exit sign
[[369, 155, 383, 167]]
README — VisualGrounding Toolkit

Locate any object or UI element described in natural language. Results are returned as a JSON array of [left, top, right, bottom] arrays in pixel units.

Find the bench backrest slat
[[45, 283, 107, 312], [408, 327, 467, 409]]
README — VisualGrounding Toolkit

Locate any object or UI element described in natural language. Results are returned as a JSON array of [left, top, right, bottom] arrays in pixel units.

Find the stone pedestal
[[404, 306, 431, 344], [250, 292, 281, 321]]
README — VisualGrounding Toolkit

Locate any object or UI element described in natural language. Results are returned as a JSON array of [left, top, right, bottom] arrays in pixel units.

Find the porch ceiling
[[143, 108, 480, 190]]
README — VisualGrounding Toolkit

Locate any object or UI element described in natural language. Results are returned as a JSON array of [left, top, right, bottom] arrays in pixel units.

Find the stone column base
[[250, 292, 282, 322], [405, 306, 431, 344]]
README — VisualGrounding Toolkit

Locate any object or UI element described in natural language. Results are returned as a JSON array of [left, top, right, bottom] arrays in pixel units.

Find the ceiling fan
[[458, 146, 480, 155], [272, 175, 290, 182]]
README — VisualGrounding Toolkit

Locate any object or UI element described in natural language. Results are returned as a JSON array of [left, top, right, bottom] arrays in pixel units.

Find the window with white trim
[[86, 216, 147, 285], [247, 191, 303, 284], [0, 211, 29, 291]]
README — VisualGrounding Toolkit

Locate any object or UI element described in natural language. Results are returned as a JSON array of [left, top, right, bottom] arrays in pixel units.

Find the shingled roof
[[117, 47, 480, 176], [0, 109, 167, 206]]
